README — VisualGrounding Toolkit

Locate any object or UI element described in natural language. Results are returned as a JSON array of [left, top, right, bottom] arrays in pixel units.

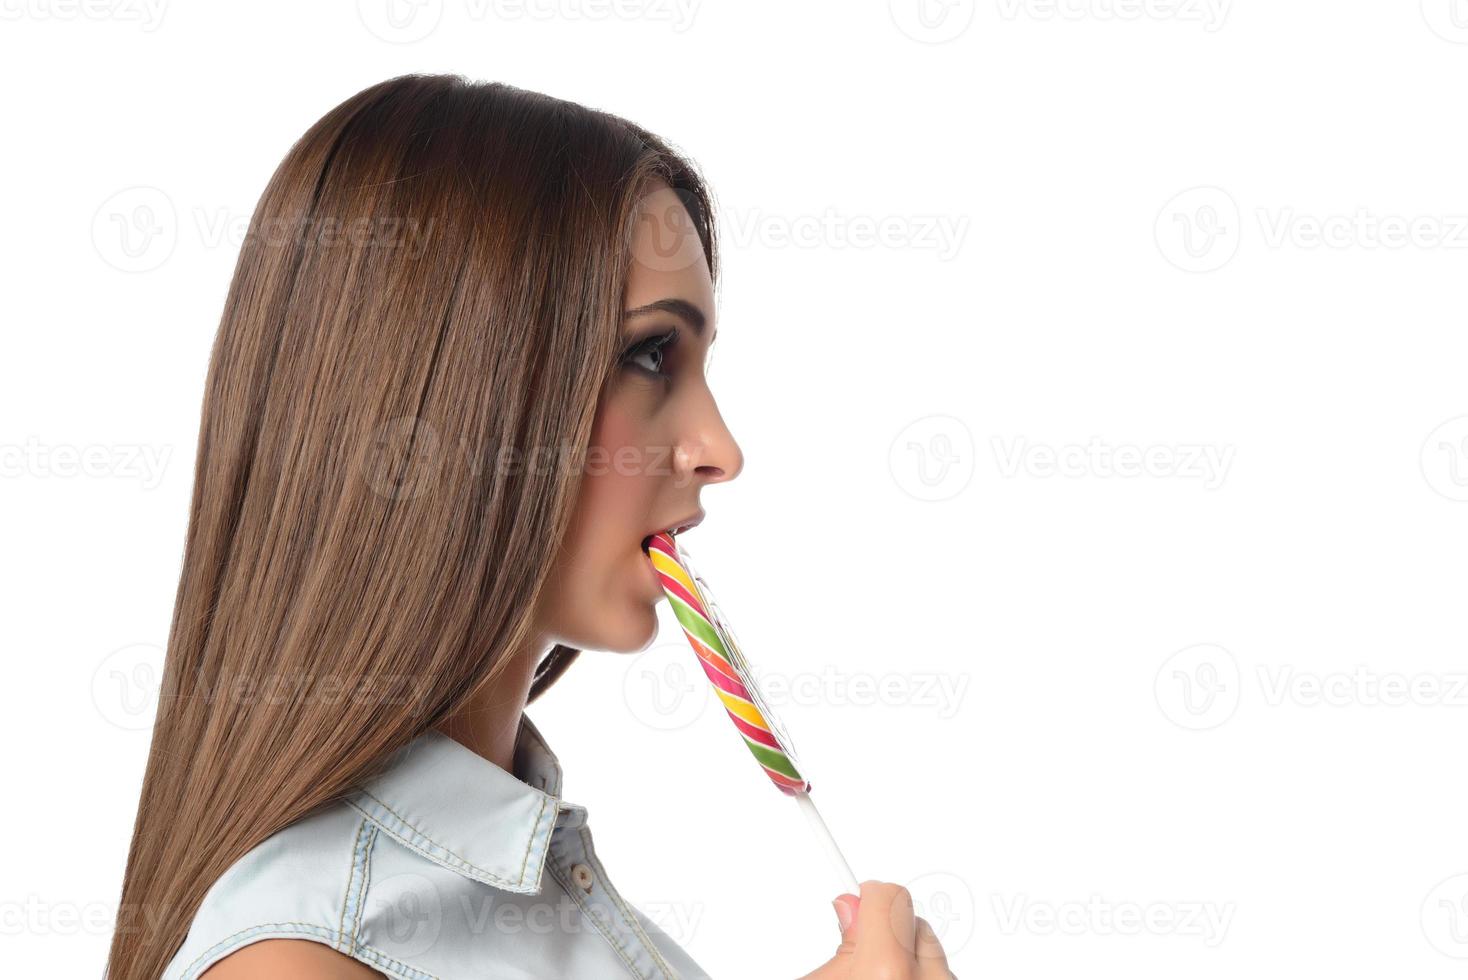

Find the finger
[[851, 880, 917, 968], [914, 916, 954, 979]]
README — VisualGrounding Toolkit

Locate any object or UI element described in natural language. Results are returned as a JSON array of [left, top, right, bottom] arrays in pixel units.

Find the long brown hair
[[105, 73, 717, 980]]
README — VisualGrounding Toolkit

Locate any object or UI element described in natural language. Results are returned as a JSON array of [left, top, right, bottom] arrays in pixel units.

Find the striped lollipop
[[645, 530, 809, 794], [644, 531, 859, 895]]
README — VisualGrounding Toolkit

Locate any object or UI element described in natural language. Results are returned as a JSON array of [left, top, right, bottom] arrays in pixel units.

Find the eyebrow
[[622, 298, 716, 343]]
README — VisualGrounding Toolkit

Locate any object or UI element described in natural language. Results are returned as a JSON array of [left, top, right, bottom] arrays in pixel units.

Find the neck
[[432, 637, 545, 774]]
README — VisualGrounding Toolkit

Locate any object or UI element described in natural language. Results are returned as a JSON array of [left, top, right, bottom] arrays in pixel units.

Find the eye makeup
[[619, 326, 680, 380]]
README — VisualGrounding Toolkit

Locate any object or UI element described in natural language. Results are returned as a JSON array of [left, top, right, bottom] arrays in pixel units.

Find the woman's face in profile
[[539, 181, 743, 654]]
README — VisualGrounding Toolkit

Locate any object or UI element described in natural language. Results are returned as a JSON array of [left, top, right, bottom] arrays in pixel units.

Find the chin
[[566, 601, 660, 654]]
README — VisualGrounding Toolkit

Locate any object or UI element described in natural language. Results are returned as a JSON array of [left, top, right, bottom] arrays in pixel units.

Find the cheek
[[568, 399, 662, 583], [542, 400, 664, 650], [583, 399, 660, 528]]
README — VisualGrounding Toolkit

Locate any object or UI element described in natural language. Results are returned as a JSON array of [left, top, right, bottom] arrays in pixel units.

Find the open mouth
[[641, 514, 703, 554], [641, 529, 678, 554]]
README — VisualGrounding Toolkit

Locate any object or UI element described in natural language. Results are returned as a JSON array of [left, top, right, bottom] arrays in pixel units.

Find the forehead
[[623, 184, 715, 327]]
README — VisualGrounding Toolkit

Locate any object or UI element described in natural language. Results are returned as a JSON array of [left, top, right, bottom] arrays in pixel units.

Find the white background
[[4, 1, 1468, 977]]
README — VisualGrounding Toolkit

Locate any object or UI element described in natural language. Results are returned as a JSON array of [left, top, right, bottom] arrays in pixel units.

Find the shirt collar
[[346, 712, 581, 895]]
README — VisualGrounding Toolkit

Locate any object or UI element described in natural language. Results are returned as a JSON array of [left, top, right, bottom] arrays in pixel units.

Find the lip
[[641, 509, 705, 553]]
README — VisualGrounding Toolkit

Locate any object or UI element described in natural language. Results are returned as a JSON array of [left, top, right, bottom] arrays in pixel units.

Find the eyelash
[[620, 328, 680, 381]]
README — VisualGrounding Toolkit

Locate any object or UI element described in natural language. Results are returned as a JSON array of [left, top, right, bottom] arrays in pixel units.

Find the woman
[[105, 73, 955, 980]]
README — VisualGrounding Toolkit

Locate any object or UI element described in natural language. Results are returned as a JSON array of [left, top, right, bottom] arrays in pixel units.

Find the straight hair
[[104, 72, 717, 980]]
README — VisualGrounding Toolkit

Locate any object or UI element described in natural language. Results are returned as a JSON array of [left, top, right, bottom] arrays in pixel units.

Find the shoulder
[[163, 800, 422, 980], [200, 939, 385, 979]]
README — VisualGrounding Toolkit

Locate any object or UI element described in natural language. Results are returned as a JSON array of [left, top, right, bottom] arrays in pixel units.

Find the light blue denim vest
[[161, 713, 709, 979]]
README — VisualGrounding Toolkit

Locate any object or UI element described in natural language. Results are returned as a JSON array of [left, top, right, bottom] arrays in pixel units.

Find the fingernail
[[833, 897, 855, 933]]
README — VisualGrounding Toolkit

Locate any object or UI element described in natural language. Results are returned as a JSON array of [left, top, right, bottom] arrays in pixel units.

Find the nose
[[673, 385, 744, 488]]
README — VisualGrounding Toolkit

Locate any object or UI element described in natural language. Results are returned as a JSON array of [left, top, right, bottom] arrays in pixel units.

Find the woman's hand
[[798, 880, 956, 979]]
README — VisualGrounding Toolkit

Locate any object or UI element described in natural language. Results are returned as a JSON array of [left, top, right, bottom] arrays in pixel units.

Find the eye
[[620, 328, 680, 380]]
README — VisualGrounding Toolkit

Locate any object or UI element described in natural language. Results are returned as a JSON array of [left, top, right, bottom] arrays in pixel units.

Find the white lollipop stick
[[795, 790, 860, 897]]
